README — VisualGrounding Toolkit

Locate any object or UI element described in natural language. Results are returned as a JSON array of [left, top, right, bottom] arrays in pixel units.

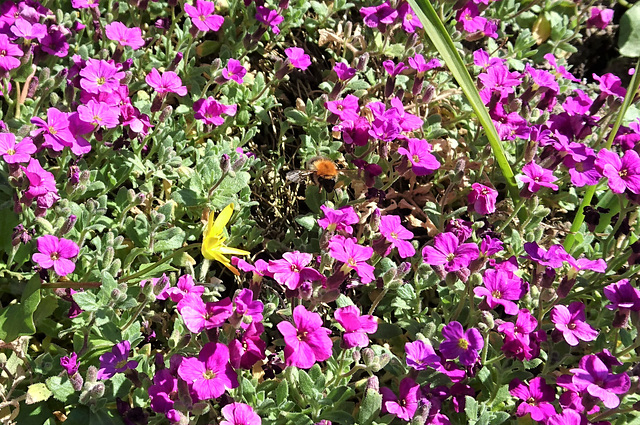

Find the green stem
[[118, 243, 201, 284], [121, 296, 148, 332], [496, 198, 526, 233]]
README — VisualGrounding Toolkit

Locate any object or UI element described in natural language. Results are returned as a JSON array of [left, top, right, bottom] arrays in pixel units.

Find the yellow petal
[[219, 246, 251, 256], [212, 203, 234, 236]]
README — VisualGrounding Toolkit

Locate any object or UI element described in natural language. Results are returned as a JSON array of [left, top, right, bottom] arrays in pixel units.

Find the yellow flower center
[[6, 148, 15, 155], [97, 77, 106, 86], [203, 370, 216, 380], [458, 338, 469, 350]]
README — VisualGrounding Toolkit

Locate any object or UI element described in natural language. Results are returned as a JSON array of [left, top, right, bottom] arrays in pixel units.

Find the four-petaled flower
[[439, 321, 484, 366], [277, 305, 332, 369], [33, 235, 79, 276]]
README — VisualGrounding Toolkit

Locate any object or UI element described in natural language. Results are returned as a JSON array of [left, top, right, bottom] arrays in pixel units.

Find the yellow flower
[[202, 203, 250, 275]]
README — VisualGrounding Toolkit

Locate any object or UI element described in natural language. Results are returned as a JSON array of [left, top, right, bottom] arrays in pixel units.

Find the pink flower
[[595, 148, 640, 194], [229, 322, 266, 369], [325, 94, 360, 121], [0, 34, 23, 71], [230, 288, 264, 329], [509, 377, 556, 421], [97, 340, 138, 380], [550, 302, 598, 346], [145, 68, 187, 96], [473, 268, 528, 315], [328, 235, 375, 284], [33, 235, 79, 277], [79, 59, 125, 94], [22, 158, 59, 210], [334, 305, 377, 348], [177, 294, 233, 333], [285, 47, 311, 71], [164, 274, 205, 303], [587, 7, 614, 30], [405, 340, 440, 370], [185, 0, 224, 32], [255, 6, 284, 34], [10, 18, 46, 41], [267, 251, 323, 290], [31, 107, 76, 152], [221, 402, 261, 425], [422, 232, 479, 272], [519, 161, 558, 192], [178, 342, 238, 401], [378, 215, 415, 258], [381, 378, 420, 421], [221, 59, 247, 84], [397, 138, 440, 176], [105, 21, 145, 50], [468, 183, 498, 215], [318, 205, 359, 234], [277, 305, 332, 369], [193, 97, 237, 126], [0, 134, 36, 164], [439, 321, 484, 366], [77, 99, 120, 128]]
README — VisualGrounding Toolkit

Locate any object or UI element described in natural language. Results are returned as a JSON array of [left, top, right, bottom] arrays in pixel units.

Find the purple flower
[[594, 73, 626, 98], [587, 7, 614, 30], [177, 294, 233, 333], [439, 321, 483, 366], [105, 21, 145, 50], [389, 97, 423, 131], [285, 47, 311, 71], [146, 68, 187, 96], [468, 183, 498, 215], [31, 107, 76, 152], [498, 309, 545, 361], [148, 369, 178, 416], [405, 340, 440, 370], [550, 302, 598, 346], [383, 60, 408, 77], [381, 378, 420, 421], [229, 322, 266, 370], [11, 18, 46, 41], [457, 2, 486, 33], [97, 341, 138, 380], [546, 410, 582, 425], [268, 251, 323, 290], [178, 342, 238, 401], [595, 148, 640, 194], [474, 268, 528, 315], [519, 161, 558, 192], [60, 353, 80, 376], [334, 305, 377, 348], [397, 1, 422, 33], [164, 274, 205, 303], [230, 288, 264, 329], [397, 138, 440, 176], [325, 94, 360, 121], [408, 53, 441, 75], [360, 2, 398, 29], [422, 232, 479, 272], [509, 377, 556, 421], [0, 134, 36, 164], [478, 64, 521, 99], [328, 235, 375, 284], [318, 205, 359, 234], [77, 99, 120, 128], [33, 235, 79, 277], [570, 354, 630, 408], [333, 62, 356, 81], [277, 305, 332, 369], [378, 215, 415, 258], [79, 59, 125, 94], [255, 6, 284, 34], [604, 279, 640, 312], [0, 34, 23, 71], [221, 402, 261, 425], [193, 97, 237, 126], [184, 0, 224, 32], [221, 59, 247, 84]]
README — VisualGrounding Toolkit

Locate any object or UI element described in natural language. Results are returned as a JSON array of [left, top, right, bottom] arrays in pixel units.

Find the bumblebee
[[286, 156, 339, 192]]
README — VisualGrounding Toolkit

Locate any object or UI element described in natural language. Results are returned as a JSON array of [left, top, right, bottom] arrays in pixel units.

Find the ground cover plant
[[1, 0, 640, 423]]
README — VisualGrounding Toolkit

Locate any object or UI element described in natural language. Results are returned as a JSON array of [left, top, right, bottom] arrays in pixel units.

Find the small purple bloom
[[604, 279, 640, 312], [474, 268, 528, 315], [230, 288, 264, 329], [285, 47, 311, 71], [509, 377, 556, 421], [468, 183, 498, 215], [97, 341, 138, 380], [587, 7, 614, 30], [378, 215, 415, 258], [328, 235, 375, 284], [221, 59, 247, 84], [439, 321, 483, 366], [0, 33, 23, 71], [255, 6, 284, 34], [595, 148, 640, 194], [184, 0, 224, 32], [318, 205, 359, 234], [60, 353, 80, 376], [221, 402, 261, 425], [333, 62, 356, 81], [177, 294, 233, 333], [397, 138, 440, 176], [33, 235, 79, 277], [105, 21, 145, 49], [146, 68, 187, 96], [381, 378, 420, 421], [546, 410, 582, 425], [570, 354, 630, 408], [178, 342, 238, 401], [0, 134, 36, 164], [422, 232, 479, 272], [268, 251, 323, 290], [550, 302, 598, 346], [193, 96, 237, 126], [325, 94, 360, 121], [519, 161, 558, 192], [77, 99, 120, 128], [334, 305, 377, 348], [277, 305, 332, 369], [405, 340, 440, 370], [383, 60, 408, 77], [79, 59, 125, 94]]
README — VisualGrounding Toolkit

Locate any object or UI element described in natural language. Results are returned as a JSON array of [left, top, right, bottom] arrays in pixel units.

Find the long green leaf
[[407, 0, 520, 204]]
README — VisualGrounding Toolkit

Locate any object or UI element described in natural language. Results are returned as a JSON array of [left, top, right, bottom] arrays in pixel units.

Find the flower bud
[[422, 84, 435, 104], [158, 105, 173, 123], [50, 92, 60, 105], [89, 382, 105, 398], [103, 246, 115, 269], [362, 348, 375, 368], [356, 52, 369, 71], [54, 68, 69, 86], [220, 154, 231, 174], [27, 77, 39, 98], [70, 372, 84, 391], [39, 67, 51, 83], [60, 215, 77, 236], [85, 365, 98, 384], [109, 258, 122, 276]]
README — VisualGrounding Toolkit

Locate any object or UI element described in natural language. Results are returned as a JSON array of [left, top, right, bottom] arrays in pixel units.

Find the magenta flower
[[604, 279, 640, 312], [221, 402, 261, 425], [318, 205, 359, 234], [383, 60, 408, 77], [397, 138, 440, 176], [164, 274, 205, 303], [381, 378, 420, 421], [10, 18, 46, 41], [145, 68, 187, 97], [0, 34, 23, 71], [22, 158, 60, 213], [325, 94, 360, 121], [184, 0, 224, 32], [79, 59, 125, 94], [277, 305, 332, 369], [328, 235, 375, 284], [546, 410, 582, 425], [77, 99, 120, 128], [334, 305, 377, 348], [193, 97, 237, 126], [422, 232, 479, 272], [474, 269, 528, 315], [397, 2, 422, 33], [468, 183, 498, 215], [439, 321, 483, 366], [97, 341, 138, 380], [408, 53, 441, 75], [509, 377, 556, 421], [31, 107, 76, 152], [498, 309, 545, 361], [587, 7, 614, 30], [229, 322, 266, 369], [0, 133, 36, 164], [285, 47, 311, 71], [570, 354, 630, 408], [333, 62, 356, 81], [360, 2, 397, 29], [378, 215, 415, 258], [594, 73, 626, 98], [221, 59, 247, 84], [268, 251, 323, 290], [457, 2, 486, 33], [60, 353, 80, 376], [148, 369, 179, 418], [177, 294, 233, 333], [551, 302, 598, 346], [178, 342, 238, 401], [33, 235, 79, 277], [519, 161, 558, 192], [105, 22, 145, 50], [255, 6, 284, 34], [595, 148, 640, 194], [405, 340, 440, 371], [230, 288, 264, 329]]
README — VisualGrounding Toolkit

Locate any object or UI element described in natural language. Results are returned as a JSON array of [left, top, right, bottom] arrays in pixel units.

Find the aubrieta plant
[[1, 0, 640, 424]]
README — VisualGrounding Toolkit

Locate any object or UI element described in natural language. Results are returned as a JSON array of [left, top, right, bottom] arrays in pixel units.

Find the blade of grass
[[563, 56, 640, 252], [407, 0, 521, 208]]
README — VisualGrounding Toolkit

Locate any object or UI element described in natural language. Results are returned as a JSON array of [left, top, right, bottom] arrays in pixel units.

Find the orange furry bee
[[286, 156, 340, 192]]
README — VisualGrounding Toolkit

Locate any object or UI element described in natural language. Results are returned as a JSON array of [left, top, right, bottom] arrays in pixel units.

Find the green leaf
[[72, 291, 99, 312], [465, 395, 479, 421], [358, 388, 382, 425], [285, 109, 308, 125], [619, 4, 640, 57], [298, 369, 317, 398], [320, 410, 356, 425], [26, 383, 52, 404], [0, 275, 41, 341], [46, 376, 75, 402], [153, 227, 186, 253], [276, 379, 289, 406], [407, 0, 520, 206]]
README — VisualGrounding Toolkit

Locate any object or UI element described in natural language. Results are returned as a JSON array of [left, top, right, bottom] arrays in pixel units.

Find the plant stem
[[118, 243, 201, 284]]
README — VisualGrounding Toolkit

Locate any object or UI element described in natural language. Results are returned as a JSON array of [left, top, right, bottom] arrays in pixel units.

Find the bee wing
[[286, 170, 312, 183]]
